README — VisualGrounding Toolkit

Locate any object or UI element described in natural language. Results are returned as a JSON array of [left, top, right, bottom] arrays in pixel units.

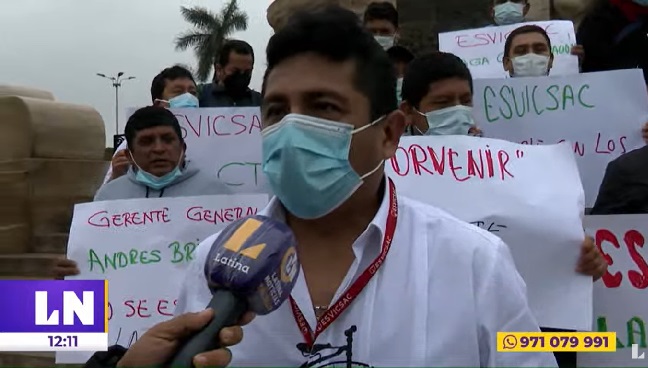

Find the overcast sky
[[0, 0, 272, 146]]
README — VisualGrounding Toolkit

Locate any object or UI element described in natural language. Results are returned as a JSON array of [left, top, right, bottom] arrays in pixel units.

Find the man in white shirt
[[174, 5, 557, 367]]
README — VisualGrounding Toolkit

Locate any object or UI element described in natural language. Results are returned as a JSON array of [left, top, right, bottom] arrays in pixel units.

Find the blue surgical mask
[[374, 35, 395, 50], [632, 0, 648, 6], [262, 114, 383, 219], [494, 1, 525, 25], [168, 93, 199, 108], [415, 105, 475, 136], [132, 151, 184, 190], [396, 78, 403, 104]]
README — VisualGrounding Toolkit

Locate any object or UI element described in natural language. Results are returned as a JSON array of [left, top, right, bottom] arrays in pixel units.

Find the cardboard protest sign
[[472, 69, 648, 207], [55, 194, 269, 363], [439, 20, 579, 78], [579, 215, 648, 367], [386, 135, 591, 330]]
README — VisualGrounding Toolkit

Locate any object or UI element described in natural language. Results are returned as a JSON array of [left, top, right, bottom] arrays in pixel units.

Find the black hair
[[504, 25, 552, 58], [363, 2, 398, 28], [401, 52, 473, 109], [217, 39, 255, 67], [124, 106, 183, 150], [150, 66, 196, 102], [263, 5, 397, 120], [386, 45, 414, 64]]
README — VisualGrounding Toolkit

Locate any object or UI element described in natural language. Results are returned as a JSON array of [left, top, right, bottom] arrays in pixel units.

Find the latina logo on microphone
[[213, 217, 269, 274]]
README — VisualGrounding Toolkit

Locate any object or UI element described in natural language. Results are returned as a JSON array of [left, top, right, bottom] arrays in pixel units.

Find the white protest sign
[[578, 215, 648, 367], [386, 135, 591, 330], [125, 107, 267, 194], [472, 69, 648, 208], [438, 20, 579, 78], [55, 194, 269, 364]]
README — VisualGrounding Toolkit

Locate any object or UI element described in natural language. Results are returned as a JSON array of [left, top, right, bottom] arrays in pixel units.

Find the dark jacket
[[198, 82, 262, 107], [591, 145, 648, 214], [576, 2, 648, 83]]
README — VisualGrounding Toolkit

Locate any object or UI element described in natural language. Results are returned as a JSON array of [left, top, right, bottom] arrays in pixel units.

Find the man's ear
[[523, 2, 531, 16], [502, 56, 512, 72], [381, 109, 405, 159], [214, 64, 224, 83], [394, 29, 400, 42]]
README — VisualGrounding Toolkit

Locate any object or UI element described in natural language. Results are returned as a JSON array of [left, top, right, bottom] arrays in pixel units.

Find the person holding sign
[[502, 25, 555, 77], [105, 65, 200, 184], [52, 106, 232, 279], [174, 6, 557, 367], [490, 1, 584, 60]]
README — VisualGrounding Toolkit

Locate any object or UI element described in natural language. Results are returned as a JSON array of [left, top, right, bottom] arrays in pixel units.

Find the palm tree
[[175, 0, 248, 82]]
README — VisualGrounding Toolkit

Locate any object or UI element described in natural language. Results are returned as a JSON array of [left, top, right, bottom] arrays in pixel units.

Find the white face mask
[[415, 105, 475, 136], [374, 35, 395, 50], [511, 53, 550, 77], [493, 1, 525, 25]]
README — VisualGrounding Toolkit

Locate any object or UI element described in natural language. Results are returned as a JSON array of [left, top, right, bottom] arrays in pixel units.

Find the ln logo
[[223, 218, 267, 260], [34, 291, 95, 325], [632, 344, 646, 360]]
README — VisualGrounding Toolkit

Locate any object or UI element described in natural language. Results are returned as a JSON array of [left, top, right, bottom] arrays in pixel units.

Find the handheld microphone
[[166, 215, 300, 367]]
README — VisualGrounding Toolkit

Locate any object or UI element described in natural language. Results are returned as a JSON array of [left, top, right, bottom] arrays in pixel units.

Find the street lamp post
[[96, 72, 136, 135]]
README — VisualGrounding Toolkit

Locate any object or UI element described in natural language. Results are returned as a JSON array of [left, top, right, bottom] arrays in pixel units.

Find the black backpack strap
[[83, 345, 128, 368]]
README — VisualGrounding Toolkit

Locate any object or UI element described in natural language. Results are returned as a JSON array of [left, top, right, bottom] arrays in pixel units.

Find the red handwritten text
[[175, 113, 262, 139], [595, 228, 648, 290], [186, 206, 258, 224], [390, 144, 524, 181], [87, 208, 170, 228], [521, 133, 627, 157], [455, 23, 557, 48]]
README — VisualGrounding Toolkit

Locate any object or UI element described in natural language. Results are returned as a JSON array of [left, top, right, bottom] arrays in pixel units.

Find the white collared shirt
[[174, 180, 558, 367]]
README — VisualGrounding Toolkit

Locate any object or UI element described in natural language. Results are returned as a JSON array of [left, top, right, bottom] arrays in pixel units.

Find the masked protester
[[173, 7, 557, 367], [104, 65, 199, 184], [198, 39, 262, 107], [386, 45, 414, 106], [492, 0, 530, 25], [51, 106, 232, 279], [363, 1, 399, 50], [490, 1, 585, 62], [502, 25, 555, 77], [400, 52, 482, 137]]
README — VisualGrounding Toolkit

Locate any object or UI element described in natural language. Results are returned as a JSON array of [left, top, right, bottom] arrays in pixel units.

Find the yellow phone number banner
[[497, 332, 616, 352]]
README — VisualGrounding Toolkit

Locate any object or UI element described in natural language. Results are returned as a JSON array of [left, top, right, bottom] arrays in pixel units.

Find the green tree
[[175, 0, 248, 82]]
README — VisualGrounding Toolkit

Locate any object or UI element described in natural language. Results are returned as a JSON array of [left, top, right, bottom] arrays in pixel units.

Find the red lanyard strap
[[289, 178, 399, 347]]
